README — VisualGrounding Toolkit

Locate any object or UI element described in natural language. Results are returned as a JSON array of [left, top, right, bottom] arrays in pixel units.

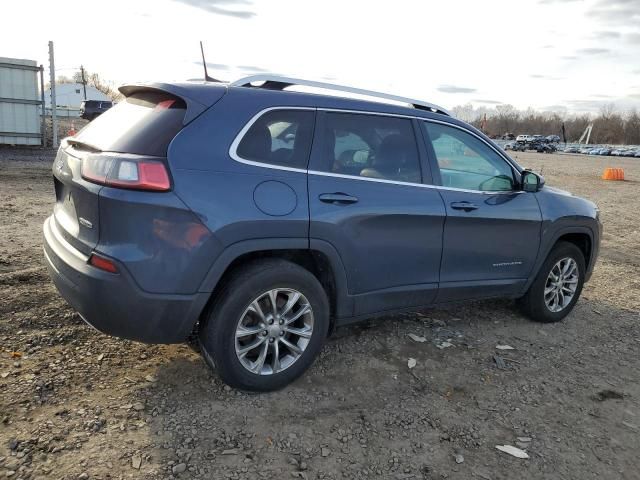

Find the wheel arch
[[555, 232, 592, 271], [195, 239, 353, 336], [522, 226, 595, 294]]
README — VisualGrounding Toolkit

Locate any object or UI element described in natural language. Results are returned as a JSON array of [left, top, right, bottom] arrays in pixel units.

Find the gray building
[[0, 57, 42, 146]]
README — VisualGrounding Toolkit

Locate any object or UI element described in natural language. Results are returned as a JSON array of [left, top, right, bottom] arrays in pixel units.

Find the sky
[[2, 0, 639, 115]]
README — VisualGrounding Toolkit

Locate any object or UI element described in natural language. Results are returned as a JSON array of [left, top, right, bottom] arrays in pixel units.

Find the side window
[[425, 122, 515, 191], [319, 113, 421, 183], [236, 110, 314, 169]]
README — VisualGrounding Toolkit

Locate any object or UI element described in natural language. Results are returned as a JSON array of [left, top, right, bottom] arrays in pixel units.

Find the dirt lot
[[1, 148, 639, 480]]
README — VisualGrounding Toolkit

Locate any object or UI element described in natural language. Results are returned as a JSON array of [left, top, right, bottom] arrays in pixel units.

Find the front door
[[422, 121, 542, 302], [308, 112, 446, 316]]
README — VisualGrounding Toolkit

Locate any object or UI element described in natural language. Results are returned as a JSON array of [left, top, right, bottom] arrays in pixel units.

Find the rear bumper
[[43, 216, 209, 344]]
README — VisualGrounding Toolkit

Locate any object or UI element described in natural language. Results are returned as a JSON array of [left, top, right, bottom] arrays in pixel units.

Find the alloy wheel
[[544, 257, 579, 313], [234, 289, 314, 375]]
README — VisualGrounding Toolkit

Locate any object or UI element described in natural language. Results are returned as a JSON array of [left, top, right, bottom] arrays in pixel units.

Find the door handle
[[450, 201, 479, 212], [319, 193, 359, 205]]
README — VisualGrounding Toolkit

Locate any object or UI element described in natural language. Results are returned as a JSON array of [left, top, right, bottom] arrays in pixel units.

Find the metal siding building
[[0, 57, 41, 145]]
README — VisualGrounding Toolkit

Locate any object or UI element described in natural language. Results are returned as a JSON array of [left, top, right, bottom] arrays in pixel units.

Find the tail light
[[81, 155, 170, 191]]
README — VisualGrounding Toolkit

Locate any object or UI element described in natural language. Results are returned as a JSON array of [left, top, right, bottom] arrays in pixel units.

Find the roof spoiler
[[118, 83, 225, 124]]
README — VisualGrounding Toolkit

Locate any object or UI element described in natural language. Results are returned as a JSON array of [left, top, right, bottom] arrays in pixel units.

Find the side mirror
[[521, 170, 544, 192]]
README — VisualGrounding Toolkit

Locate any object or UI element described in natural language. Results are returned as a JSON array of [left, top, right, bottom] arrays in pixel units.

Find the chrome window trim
[[228, 106, 523, 195], [228, 106, 315, 174], [307, 169, 522, 195]]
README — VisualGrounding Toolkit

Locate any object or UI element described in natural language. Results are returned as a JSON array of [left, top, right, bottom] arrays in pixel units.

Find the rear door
[[308, 111, 446, 316], [421, 121, 542, 301], [51, 146, 102, 255], [51, 89, 191, 255]]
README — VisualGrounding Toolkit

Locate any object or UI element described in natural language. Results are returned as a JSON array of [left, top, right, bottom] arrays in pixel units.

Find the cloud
[[538, 0, 583, 3], [473, 99, 504, 104], [561, 55, 579, 60], [590, 94, 614, 98], [627, 33, 640, 43], [437, 85, 477, 94], [564, 99, 611, 111], [541, 104, 569, 112], [591, 30, 621, 39], [192, 61, 230, 70], [237, 65, 268, 72], [530, 74, 564, 80], [576, 47, 610, 54], [586, 0, 640, 26], [628, 93, 640, 100], [172, 0, 256, 18]]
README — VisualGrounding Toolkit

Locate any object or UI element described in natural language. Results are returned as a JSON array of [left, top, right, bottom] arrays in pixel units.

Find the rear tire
[[518, 241, 585, 323], [198, 259, 329, 392]]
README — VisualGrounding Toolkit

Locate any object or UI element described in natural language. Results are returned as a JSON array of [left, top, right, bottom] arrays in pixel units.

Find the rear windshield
[[74, 91, 186, 156]]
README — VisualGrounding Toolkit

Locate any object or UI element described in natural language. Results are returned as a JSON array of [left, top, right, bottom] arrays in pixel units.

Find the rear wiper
[[66, 139, 102, 153]]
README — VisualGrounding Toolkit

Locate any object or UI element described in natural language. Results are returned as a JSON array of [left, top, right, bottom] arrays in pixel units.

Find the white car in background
[[516, 134, 533, 142]]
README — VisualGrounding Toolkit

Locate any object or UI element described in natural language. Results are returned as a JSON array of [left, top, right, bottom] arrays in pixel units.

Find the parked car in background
[[43, 75, 601, 391], [504, 141, 516, 150], [80, 100, 113, 121], [598, 148, 612, 156], [531, 141, 557, 153], [564, 146, 579, 153], [516, 134, 533, 143], [612, 148, 638, 157], [546, 135, 561, 143]]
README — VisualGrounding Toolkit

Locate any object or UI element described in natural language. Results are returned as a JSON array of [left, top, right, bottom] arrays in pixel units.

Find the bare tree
[[624, 109, 640, 145], [53, 75, 74, 85], [72, 69, 123, 101]]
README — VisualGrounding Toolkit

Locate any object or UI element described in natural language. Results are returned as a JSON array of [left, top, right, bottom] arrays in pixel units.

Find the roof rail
[[229, 75, 451, 116]]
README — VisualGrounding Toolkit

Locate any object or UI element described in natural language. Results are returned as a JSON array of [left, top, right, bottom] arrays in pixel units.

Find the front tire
[[199, 259, 329, 392], [519, 242, 586, 323]]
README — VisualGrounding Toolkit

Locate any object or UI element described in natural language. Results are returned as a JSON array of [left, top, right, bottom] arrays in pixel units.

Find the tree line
[[452, 103, 640, 145]]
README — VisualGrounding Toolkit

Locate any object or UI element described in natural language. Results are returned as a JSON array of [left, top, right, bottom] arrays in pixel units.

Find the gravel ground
[[0, 147, 639, 480]]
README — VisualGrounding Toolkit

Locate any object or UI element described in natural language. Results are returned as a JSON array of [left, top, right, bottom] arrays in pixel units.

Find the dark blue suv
[[43, 76, 601, 391]]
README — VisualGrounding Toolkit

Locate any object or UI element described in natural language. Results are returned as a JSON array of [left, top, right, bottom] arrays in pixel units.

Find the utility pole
[[80, 64, 87, 100], [48, 41, 58, 148], [39, 65, 46, 147]]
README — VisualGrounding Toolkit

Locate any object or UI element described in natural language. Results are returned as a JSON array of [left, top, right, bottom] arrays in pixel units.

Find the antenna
[[199, 41, 222, 83]]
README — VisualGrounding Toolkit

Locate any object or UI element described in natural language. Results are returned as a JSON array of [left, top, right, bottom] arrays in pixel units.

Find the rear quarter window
[[74, 91, 186, 157], [235, 109, 315, 169]]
